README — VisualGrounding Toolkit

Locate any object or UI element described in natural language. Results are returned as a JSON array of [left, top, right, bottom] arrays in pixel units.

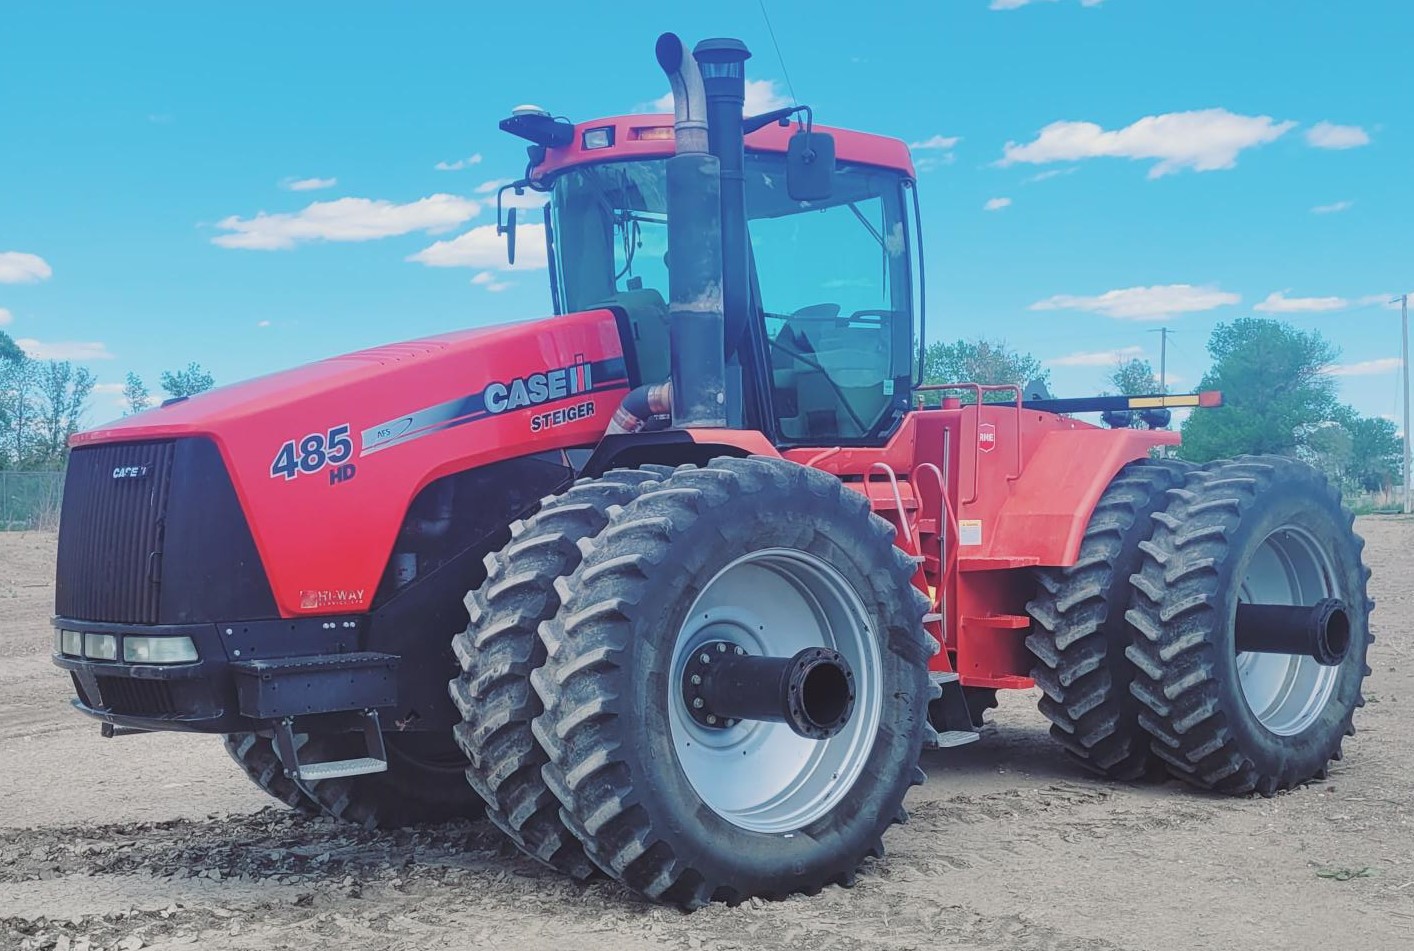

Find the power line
[[757, 0, 799, 107]]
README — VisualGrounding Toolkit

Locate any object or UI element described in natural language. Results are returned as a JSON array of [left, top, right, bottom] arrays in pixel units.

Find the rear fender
[[990, 428, 1178, 567]]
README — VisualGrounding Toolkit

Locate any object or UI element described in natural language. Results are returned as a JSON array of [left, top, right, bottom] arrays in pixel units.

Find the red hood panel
[[76, 310, 628, 616]]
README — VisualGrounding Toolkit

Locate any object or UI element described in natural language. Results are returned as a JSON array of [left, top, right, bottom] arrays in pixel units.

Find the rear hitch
[[1234, 598, 1352, 667], [681, 640, 856, 739]]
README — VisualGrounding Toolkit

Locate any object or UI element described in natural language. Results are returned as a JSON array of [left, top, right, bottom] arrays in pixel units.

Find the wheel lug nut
[[717, 643, 727, 653], [706, 714, 718, 725], [734, 646, 745, 655], [692, 698, 704, 709], [690, 674, 702, 685], [699, 653, 710, 664]]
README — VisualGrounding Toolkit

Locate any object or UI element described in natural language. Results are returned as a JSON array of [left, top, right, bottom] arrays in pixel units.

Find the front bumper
[[51, 615, 371, 734]]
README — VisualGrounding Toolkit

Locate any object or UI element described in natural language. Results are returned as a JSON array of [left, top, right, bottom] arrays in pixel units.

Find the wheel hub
[[680, 640, 856, 738]]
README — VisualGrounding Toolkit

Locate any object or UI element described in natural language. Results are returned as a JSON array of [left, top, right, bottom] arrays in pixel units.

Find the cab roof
[[530, 114, 916, 181]]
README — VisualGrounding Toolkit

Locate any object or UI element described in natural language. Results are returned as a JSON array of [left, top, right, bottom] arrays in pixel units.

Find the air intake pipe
[[655, 32, 727, 428]]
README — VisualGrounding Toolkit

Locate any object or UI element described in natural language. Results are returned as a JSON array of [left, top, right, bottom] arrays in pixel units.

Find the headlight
[[60, 630, 83, 656], [123, 636, 198, 664], [84, 633, 118, 661]]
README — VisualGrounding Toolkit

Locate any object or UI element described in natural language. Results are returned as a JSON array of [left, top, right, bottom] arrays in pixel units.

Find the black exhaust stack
[[655, 33, 727, 428]]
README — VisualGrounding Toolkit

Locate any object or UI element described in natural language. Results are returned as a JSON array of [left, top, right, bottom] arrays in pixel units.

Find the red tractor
[[52, 33, 1371, 907]]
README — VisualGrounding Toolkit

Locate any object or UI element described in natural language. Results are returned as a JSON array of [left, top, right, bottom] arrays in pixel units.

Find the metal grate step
[[932, 730, 980, 748], [298, 757, 388, 781]]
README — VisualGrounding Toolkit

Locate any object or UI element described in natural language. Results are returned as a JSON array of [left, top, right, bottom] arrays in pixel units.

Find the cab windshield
[[548, 155, 913, 443]]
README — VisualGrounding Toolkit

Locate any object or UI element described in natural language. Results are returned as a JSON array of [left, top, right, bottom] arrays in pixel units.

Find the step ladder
[[272, 708, 389, 781], [922, 671, 981, 749]]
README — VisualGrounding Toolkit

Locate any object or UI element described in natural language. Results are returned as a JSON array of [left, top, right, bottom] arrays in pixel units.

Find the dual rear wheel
[[1028, 455, 1371, 795]]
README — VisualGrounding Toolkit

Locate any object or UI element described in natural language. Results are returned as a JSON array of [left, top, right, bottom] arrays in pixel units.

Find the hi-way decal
[[360, 356, 628, 457]]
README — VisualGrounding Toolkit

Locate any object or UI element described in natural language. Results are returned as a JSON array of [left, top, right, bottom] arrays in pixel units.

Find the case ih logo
[[112, 465, 151, 480], [978, 423, 997, 453], [483, 360, 593, 414]]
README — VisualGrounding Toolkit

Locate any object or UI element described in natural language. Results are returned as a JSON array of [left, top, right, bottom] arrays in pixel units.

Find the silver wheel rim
[[668, 548, 883, 834], [1236, 525, 1342, 736]]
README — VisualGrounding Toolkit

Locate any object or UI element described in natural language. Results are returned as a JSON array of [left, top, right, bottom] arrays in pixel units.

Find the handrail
[[913, 382, 1024, 503], [866, 461, 919, 557]]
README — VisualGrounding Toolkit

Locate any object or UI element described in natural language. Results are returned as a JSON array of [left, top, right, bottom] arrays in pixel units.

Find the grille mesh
[[55, 441, 176, 623], [95, 675, 178, 717]]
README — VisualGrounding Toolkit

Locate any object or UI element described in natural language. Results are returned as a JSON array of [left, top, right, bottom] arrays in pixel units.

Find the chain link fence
[[0, 471, 65, 531]]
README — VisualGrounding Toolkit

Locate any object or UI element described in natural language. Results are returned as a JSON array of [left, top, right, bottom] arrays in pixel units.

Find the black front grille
[[56, 441, 176, 623], [95, 676, 178, 716]]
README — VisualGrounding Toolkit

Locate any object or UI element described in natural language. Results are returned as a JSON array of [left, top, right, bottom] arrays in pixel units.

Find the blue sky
[[1, 1, 1408, 425]]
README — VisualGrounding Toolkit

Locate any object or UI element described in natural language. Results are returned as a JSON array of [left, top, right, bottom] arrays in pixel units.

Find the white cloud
[[1025, 168, 1078, 184], [984, 197, 1013, 211], [17, 339, 114, 361], [475, 178, 514, 194], [650, 79, 789, 117], [1306, 122, 1370, 150], [212, 194, 480, 250], [1031, 284, 1240, 321], [435, 153, 484, 171], [1312, 200, 1353, 214], [257, 319, 272, 328], [408, 222, 548, 271], [282, 176, 337, 192], [911, 134, 961, 151], [0, 251, 53, 284], [93, 382, 125, 395], [992, 0, 1104, 8], [0, 307, 11, 326], [472, 271, 513, 292], [1326, 358, 1402, 377], [910, 134, 962, 171], [1000, 108, 1295, 178], [1254, 290, 1349, 314], [1049, 345, 1145, 367]]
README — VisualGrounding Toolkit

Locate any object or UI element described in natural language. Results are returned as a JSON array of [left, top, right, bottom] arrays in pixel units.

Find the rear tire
[[284, 731, 482, 828], [449, 468, 668, 878], [222, 733, 317, 814], [1126, 456, 1373, 795], [1025, 459, 1191, 780], [532, 457, 933, 907]]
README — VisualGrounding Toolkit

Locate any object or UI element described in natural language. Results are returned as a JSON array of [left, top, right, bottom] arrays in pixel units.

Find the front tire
[[449, 469, 667, 878], [532, 457, 933, 908], [1125, 456, 1372, 794], [222, 733, 317, 814]]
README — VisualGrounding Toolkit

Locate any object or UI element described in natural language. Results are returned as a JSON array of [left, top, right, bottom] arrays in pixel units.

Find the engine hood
[[68, 309, 631, 616]]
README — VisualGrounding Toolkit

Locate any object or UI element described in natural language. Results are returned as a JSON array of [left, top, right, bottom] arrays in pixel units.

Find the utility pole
[[1148, 327, 1172, 392], [1400, 295, 1411, 514]]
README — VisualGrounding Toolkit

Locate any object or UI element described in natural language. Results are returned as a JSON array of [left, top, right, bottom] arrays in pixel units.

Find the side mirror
[[503, 208, 517, 265], [787, 129, 835, 202], [497, 181, 525, 266]]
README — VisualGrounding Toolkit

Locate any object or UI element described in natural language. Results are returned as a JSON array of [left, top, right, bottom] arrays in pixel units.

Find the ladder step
[[930, 671, 960, 684], [297, 757, 388, 781], [922, 613, 944, 624], [933, 730, 981, 748]]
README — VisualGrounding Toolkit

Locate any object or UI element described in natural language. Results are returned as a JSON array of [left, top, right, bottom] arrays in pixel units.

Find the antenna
[[757, 0, 799, 106]]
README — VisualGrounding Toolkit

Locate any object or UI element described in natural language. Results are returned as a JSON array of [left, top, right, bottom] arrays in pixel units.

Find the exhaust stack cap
[[692, 37, 751, 79]]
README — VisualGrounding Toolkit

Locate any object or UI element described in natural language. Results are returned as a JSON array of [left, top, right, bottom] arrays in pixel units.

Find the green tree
[[122, 371, 152, 416], [0, 330, 23, 366], [922, 339, 1048, 404], [1109, 357, 1161, 396], [159, 362, 215, 399], [1179, 319, 1338, 463], [0, 355, 41, 466], [31, 360, 95, 467], [1331, 406, 1403, 492]]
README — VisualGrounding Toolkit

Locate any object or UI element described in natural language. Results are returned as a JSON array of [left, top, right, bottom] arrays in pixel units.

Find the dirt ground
[[1, 521, 1411, 951]]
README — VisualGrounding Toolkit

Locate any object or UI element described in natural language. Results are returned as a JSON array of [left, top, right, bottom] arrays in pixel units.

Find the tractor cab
[[503, 110, 923, 446]]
